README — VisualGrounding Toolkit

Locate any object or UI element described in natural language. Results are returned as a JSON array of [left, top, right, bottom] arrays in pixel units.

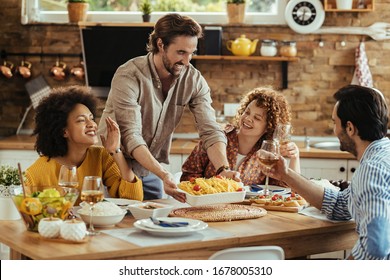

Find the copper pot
[[0, 61, 14, 78], [50, 61, 68, 81], [17, 60, 32, 79]]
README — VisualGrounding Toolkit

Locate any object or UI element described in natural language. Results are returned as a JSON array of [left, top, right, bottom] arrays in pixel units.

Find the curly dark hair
[[147, 13, 203, 54], [33, 86, 98, 158], [334, 85, 388, 141], [233, 86, 292, 140]]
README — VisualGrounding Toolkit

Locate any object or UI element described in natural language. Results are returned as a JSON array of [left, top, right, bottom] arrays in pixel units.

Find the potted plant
[[226, 0, 246, 24], [67, 0, 89, 23], [0, 165, 23, 220], [139, 0, 152, 22]]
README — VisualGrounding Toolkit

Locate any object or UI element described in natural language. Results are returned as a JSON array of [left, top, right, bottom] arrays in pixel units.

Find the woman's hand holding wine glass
[[81, 176, 104, 236], [257, 140, 280, 196]]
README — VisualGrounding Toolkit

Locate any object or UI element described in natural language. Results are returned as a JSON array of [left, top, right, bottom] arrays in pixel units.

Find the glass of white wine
[[58, 165, 78, 189], [257, 140, 280, 196], [273, 123, 292, 146], [81, 176, 104, 236]]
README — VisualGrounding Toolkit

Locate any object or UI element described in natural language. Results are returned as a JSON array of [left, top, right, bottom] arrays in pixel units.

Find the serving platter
[[244, 185, 291, 198], [178, 189, 245, 206]]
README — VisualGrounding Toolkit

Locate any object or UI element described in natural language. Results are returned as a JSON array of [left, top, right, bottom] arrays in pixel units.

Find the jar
[[260, 40, 277, 57], [280, 41, 297, 57], [60, 219, 87, 241], [38, 218, 63, 239]]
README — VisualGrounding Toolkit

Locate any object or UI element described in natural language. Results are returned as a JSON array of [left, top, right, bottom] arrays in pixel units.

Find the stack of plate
[[133, 217, 208, 237]]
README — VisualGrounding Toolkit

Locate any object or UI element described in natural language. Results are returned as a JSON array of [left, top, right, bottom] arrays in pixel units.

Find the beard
[[162, 52, 184, 77], [338, 129, 357, 157]]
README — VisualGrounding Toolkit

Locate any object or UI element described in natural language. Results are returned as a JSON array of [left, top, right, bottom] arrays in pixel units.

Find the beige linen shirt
[[98, 53, 226, 177]]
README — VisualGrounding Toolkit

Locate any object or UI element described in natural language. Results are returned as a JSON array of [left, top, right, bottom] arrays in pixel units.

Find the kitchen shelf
[[324, 0, 375, 12], [191, 55, 299, 89]]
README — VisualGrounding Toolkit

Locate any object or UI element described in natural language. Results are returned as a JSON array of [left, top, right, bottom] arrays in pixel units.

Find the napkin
[[351, 42, 373, 87], [299, 206, 346, 223]]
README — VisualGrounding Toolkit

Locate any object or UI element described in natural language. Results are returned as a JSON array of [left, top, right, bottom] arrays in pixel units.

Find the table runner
[[101, 226, 232, 247]]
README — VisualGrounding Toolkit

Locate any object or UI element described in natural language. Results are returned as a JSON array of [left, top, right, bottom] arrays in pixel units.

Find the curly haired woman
[[181, 86, 300, 186], [25, 86, 143, 204]]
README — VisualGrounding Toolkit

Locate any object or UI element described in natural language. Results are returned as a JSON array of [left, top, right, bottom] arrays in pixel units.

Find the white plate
[[244, 185, 291, 197], [104, 198, 139, 206], [133, 218, 208, 236], [139, 217, 201, 230]]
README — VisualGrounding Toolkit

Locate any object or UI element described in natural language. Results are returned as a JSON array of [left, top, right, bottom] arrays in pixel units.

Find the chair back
[[209, 246, 285, 260]]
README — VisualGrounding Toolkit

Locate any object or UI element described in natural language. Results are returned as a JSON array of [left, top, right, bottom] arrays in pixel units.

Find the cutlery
[[313, 22, 390, 41], [149, 217, 189, 228]]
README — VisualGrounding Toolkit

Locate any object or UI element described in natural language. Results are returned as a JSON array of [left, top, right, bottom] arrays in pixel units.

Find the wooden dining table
[[0, 198, 357, 260]]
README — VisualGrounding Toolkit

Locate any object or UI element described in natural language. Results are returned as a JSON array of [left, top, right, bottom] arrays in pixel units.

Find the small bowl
[[127, 202, 173, 220], [77, 201, 127, 227], [77, 209, 126, 227]]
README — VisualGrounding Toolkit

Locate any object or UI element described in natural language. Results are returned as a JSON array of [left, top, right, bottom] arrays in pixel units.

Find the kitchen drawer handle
[[339, 167, 345, 172], [350, 168, 356, 173]]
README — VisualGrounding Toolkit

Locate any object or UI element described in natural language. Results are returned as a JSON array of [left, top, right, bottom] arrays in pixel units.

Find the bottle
[[260, 40, 277, 57], [280, 41, 297, 57]]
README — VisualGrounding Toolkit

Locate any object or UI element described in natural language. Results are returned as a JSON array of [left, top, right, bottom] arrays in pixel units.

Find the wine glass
[[58, 165, 78, 189], [273, 123, 292, 146], [257, 140, 280, 196], [81, 176, 104, 236]]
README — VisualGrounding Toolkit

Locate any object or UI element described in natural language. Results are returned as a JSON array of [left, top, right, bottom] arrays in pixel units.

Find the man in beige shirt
[[98, 13, 240, 202]]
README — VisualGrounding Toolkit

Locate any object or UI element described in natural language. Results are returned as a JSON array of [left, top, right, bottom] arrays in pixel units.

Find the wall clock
[[285, 0, 325, 34]]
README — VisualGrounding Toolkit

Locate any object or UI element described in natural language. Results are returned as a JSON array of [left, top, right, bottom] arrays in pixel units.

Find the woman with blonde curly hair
[[180, 86, 300, 186]]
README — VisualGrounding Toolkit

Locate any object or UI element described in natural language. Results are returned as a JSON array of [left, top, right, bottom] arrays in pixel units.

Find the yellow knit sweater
[[25, 146, 143, 204]]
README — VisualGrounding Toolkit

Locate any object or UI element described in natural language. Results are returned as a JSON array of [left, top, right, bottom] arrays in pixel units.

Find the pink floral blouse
[[181, 125, 287, 187]]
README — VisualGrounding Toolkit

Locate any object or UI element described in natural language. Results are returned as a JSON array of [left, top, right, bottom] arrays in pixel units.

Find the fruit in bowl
[[10, 185, 79, 232]]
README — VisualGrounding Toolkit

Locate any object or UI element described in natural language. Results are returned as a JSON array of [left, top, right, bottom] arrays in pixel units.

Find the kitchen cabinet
[[324, 0, 375, 12], [300, 158, 359, 181], [191, 55, 299, 89], [162, 154, 189, 175]]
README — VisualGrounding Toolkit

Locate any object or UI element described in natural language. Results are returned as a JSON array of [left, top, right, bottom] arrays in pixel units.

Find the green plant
[[0, 165, 23, 186], [227, 0, 246, 3], [139, 0, 153, 15]]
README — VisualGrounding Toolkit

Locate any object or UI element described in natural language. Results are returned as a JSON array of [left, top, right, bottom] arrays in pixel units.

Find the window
[[23, 0, 287, 25]]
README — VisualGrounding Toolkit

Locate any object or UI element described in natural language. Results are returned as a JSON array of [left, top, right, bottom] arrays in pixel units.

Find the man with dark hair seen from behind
[[98, 13, 240, 202], [259, 85, 390, 259]]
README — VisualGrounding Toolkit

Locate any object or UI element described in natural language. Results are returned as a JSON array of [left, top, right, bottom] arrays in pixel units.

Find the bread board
[[169, 204, 267, 222], [250, 203, 304, 213]]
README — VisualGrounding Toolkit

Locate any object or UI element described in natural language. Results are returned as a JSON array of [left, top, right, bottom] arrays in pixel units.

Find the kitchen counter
[[0, 135, 355, 160], [170, 138, 355, 160]]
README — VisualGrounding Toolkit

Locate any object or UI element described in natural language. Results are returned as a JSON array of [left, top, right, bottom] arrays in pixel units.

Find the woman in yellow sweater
[[25, 86, 143, 204]]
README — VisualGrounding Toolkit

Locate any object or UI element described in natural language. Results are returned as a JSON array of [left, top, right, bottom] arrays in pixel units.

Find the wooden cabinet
[[324, 0, 375, 12], [300, 158, 358, 181]]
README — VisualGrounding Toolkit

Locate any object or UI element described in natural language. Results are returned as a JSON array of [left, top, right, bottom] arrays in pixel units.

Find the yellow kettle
[[226, 35, 259, 56]]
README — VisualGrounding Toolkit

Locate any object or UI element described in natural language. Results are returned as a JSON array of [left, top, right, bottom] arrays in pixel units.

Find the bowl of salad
[[10, 185, 79, 232]]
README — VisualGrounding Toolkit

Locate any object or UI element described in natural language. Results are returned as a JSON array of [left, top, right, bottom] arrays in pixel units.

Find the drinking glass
[[257, 140, 280, 196], [273, 123, 292, 146], [81, 176, 104, 236], [58, 165, 78, 189]]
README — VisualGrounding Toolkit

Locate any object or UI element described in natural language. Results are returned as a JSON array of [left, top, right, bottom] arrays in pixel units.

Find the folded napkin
[[351, 42, 373, 87], [299, 206, 346, 223]]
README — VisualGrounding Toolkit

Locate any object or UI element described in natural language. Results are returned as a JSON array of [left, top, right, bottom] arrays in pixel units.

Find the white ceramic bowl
[[127, 202, 173, 220], [77, 209, 127, 227]]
